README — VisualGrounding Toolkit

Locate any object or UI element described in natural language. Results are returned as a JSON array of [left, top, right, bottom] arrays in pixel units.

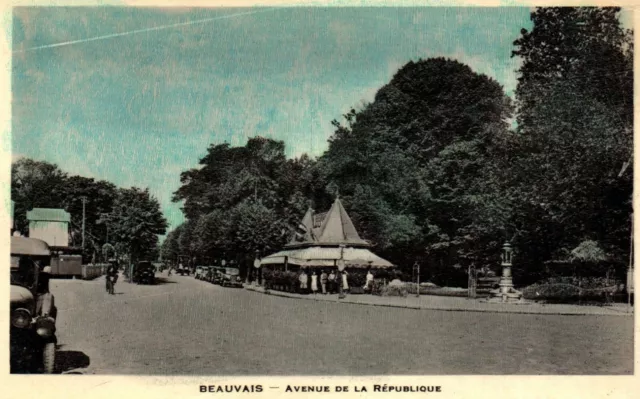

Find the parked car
[[10, 236, 58, 374], [194, 266, 204, 280], [210, 267, 224, 284], [209, 267, 221, 283], [176, 265, 190, 276], [221, 267, 243, 287], [197, 266, 209, 281], [132, 261, 156, 284]]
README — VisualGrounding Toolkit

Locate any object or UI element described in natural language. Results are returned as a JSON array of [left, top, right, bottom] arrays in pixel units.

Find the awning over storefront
[[261, 246, 394, 269]]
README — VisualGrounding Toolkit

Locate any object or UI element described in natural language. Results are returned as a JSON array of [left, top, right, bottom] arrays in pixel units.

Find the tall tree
[[11, 159, 68, 233], [510, 7, 633, 281], [513, 7, 633, 132], [99, 187, 167, 263], [321, 57, 514, 278], [160, 227, 182, 264], [61, 175, 118, 251], [171, 137, 321, 263]]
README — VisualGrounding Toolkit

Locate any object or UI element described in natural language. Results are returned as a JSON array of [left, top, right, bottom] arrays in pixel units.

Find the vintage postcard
[[0, 1, 637, 398]]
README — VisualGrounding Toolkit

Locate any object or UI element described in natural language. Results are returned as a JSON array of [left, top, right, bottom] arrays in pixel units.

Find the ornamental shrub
[[347, 270, 367, 287], [380, 284, 408, 297], [283, 271, 298, 290], [522, 277, 624, 304], [371, 280, 386, 295]]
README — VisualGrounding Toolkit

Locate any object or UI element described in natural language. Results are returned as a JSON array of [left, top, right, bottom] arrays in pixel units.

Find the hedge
[[521, 279, 625, 304]]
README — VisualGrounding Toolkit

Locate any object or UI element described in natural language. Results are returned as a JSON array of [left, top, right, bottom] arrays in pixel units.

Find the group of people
[[298, 269, 375, 295]]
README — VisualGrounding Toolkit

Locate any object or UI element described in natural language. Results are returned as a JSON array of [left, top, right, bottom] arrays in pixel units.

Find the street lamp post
[[414, 262, 420, 298], [499, 242, 514, 301], [81, 196, 87, 250], [338, 245, 346, 299], [253, 250, 261, 286], [489, 241, 522, 303]]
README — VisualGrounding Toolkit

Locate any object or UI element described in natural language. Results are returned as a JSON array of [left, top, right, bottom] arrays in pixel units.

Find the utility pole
[[81, 197, 87, 250], [415, 262, 420, 298]]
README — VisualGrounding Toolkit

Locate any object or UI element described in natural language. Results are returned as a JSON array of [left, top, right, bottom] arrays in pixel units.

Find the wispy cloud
[[12, 7, 533, 232]]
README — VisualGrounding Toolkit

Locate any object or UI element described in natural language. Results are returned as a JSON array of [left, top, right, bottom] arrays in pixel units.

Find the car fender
[[37, 293, 55, 318]]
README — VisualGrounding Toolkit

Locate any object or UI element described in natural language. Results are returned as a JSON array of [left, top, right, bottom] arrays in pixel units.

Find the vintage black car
[[132, 261, 156, 284], [195, 266, 209, 280], [220, 267, 243, 288], [210, 267, 224, 284], [10, 236, 58, 374]]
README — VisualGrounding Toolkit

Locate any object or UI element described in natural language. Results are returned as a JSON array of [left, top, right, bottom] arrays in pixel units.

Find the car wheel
[[43, 342, 55, 374]]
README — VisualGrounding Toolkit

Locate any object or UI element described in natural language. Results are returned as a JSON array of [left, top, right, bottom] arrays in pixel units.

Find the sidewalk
[[244, 284, 633, 317]]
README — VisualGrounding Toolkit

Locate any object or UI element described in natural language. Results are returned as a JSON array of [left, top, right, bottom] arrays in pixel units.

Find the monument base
[[488, 286, 524, 303]]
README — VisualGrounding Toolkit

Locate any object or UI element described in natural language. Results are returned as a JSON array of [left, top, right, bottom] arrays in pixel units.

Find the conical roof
[[288, 208, 315, 245], [286, 198, 369, 248], [317, 198, 368, 245]]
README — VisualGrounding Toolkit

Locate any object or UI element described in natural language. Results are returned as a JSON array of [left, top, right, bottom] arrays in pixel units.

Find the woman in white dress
[[311, 271, 319, 294], [342, 270, 349, 292]]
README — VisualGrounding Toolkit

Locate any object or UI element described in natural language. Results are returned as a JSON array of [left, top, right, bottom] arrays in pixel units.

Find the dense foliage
[[141, 7, 633, 287], [97, 187, 167, 263], [164, 8, 632, 287], [319, 57, 515, 281], [11, 158, 167, 263], [509, 7, 633, 284], [164, 137, 330, 276]]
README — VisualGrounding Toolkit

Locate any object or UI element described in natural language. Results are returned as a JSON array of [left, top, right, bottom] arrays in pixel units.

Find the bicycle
[[106, 275, 117, 295]]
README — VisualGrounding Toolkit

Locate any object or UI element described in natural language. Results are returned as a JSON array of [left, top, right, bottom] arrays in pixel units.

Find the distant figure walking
[[105, 261, 119, 295], [311, 271, 318, 294], [299, 270, 309, 293], [320, 270, 328, 294], [342, 270, 349, 292]]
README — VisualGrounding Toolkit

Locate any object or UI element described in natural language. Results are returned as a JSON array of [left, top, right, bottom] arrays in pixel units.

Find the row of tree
[[11, 158, 167, 263], [163, 7, 632, 286], [161, 138, 331, 272]]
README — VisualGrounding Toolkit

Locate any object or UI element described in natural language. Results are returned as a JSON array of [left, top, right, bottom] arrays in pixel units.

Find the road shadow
[[153, 277, 178, 285], [55, 350, 90, 374], [10, 346, 90, 374]]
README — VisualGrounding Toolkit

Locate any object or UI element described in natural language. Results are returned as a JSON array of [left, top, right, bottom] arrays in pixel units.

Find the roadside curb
[[244, 285, 633, 317]]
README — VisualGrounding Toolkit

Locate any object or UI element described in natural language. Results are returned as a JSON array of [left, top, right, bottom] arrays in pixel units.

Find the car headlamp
[[11, 308, 31, 329], [35, 316, 56, 338]]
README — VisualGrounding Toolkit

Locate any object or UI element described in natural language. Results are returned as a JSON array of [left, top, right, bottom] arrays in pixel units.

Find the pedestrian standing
[[328, 270, 336, 293], [364, 269, 374, 292], [342, 270, 349, 292], [311, 271, 318, 295], [320, 270, 328, 294], [299, 269, 309, 294]]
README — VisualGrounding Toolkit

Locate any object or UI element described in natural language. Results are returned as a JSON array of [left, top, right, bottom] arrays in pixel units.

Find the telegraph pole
[[81, 197, 87, 250]]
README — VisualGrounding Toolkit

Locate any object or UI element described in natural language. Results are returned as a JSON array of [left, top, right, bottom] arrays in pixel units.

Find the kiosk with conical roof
[[261, 197, 394, 270]]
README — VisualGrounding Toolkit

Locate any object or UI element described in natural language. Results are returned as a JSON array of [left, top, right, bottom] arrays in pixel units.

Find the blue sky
[[12, 6, 535, 233]]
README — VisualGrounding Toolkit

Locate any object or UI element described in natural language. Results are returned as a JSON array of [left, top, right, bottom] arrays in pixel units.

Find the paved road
[[50, 273, 633, 375]]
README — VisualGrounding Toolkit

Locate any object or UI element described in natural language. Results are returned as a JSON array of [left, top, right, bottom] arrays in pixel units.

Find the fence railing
[[82, 263, 107, 280]]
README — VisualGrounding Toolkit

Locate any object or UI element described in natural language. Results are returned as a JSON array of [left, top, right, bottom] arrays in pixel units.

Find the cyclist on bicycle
[[106, 260, 119, 293]]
